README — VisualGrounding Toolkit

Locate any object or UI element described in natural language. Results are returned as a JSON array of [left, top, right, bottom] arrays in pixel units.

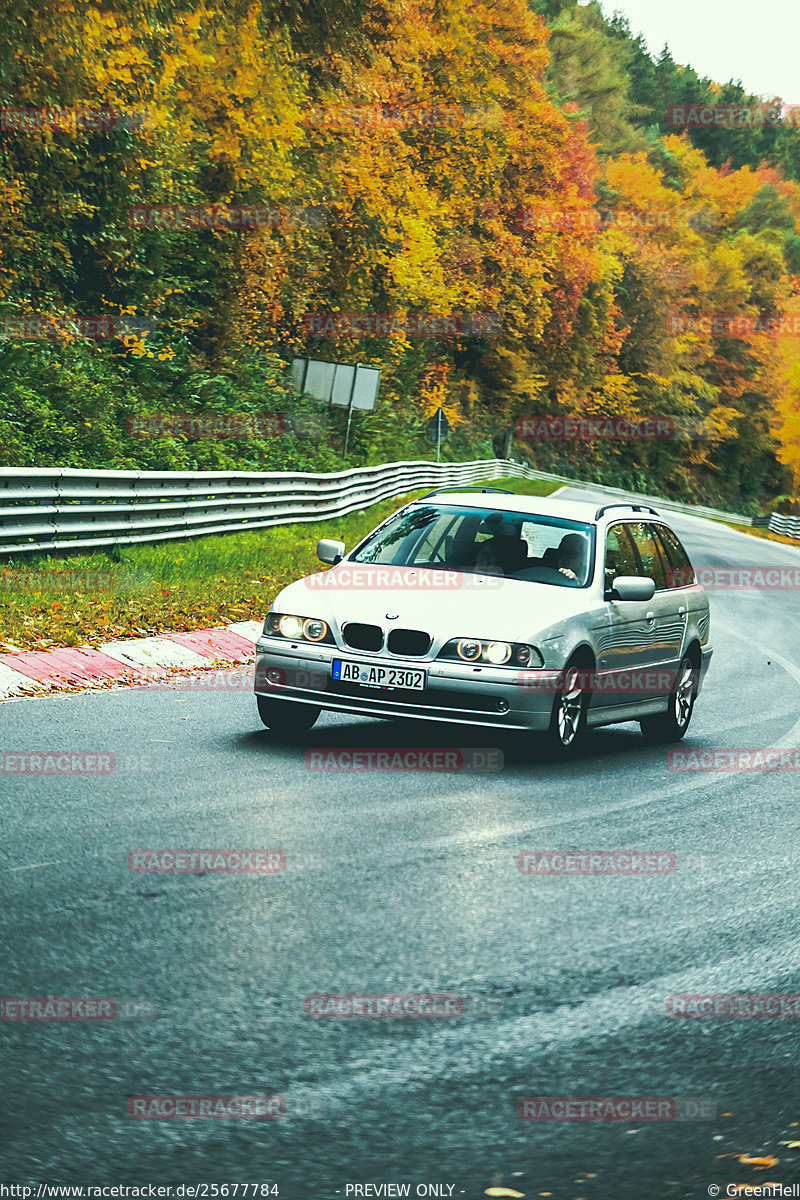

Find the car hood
[[277, 564, 595, 644]]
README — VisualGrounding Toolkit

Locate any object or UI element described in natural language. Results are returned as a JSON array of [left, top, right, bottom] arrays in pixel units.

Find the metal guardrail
[[0, 458, 782, 556], [0, 460, 507, 554], [768, 512, 800, 539], [496, 464, 768, 528]]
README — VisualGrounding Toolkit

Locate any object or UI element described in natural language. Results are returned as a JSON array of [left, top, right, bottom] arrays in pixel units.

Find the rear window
[[653, 524, 695, 587]]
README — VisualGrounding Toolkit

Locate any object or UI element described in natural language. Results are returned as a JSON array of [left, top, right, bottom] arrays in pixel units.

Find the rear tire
[[639, 654, 697, 744], [545, 662, 589, 757], [256, 695, 320, 735]]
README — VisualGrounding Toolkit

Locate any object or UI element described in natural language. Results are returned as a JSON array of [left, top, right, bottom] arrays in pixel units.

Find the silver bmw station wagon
[[254, 489, 712, 753]]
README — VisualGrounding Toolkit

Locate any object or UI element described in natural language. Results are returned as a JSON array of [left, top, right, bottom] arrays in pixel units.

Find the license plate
[[332, 660, 427, 691]]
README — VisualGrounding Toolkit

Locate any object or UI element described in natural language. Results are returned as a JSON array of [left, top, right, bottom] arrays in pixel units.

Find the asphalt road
[[3, 487, 800, 1198]]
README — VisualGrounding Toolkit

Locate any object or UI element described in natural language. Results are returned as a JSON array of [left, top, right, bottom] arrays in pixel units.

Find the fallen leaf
[[734, 1154, 779, 1169]]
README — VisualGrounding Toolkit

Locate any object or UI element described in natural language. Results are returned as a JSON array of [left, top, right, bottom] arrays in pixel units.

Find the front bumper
[[254, 638, 559, 731]]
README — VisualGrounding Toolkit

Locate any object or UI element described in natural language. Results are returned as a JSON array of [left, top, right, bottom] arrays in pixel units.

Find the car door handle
[[645, 611, 655, 622], [678, 605, 686, 615]]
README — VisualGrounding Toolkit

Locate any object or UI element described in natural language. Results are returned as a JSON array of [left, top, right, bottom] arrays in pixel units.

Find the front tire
[[639, 654, 697, 744], [256, 695, 320, 735], [546, 662, 589, 756]]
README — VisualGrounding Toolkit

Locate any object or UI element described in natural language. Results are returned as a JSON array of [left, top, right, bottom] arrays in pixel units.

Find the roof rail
[[594, 502, 660, 519], [419, 486, 515, 500]]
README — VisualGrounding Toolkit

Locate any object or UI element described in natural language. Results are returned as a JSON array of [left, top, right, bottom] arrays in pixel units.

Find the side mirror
[[610, 575, 656, 602], [317, 538, 345, 565]]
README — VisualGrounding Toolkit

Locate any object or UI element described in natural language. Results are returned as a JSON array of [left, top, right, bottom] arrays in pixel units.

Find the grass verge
[[718, 521, 800, 547], [0, 477, 560, 651]]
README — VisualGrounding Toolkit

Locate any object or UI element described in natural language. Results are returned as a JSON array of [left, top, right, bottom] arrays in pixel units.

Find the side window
[[628, 521, 668, 590], [654, 524, 695, 588], [604, 523, 639, 590]]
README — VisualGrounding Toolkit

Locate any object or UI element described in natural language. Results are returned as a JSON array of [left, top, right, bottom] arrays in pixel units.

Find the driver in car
[[555, 533, 587, 583]]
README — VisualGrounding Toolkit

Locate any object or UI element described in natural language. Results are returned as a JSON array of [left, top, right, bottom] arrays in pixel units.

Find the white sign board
[[304, 358, 337, 402], [290, 357, 306, 392], [291, 358, 381, 411], [351, 366, 381, 411], [330, 363, 356, 407]]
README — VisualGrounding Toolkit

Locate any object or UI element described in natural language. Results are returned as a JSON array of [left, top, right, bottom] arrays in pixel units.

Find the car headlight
[[484, 641, 512, 665], [279, 615, 305, 639], [264, 612, 334, 644], [456, 638, 482, 661], [302, 618, 328, 642], [442, 639, 544, 668]]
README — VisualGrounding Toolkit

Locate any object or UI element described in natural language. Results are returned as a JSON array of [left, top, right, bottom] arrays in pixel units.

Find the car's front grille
[[386, 628, 431, 657], [342, 622, 383, 651]]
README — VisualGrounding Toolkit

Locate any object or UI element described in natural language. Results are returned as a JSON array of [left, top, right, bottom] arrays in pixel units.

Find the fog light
[[267, 669, 283, 685], [496, 699, 510, 713]]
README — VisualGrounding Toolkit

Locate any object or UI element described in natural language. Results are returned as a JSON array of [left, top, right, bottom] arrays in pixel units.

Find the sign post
[[343, 365, 358, 460], [291, 357, 381, 460], [427, 407, 451, 463], [341, 364, 382, 460]]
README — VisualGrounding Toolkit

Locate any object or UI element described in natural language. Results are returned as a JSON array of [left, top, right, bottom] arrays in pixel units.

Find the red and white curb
[[0, 620, 262, 701]]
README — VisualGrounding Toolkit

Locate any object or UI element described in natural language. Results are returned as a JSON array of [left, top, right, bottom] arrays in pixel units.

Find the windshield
[[350, 504, 596, 587]]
